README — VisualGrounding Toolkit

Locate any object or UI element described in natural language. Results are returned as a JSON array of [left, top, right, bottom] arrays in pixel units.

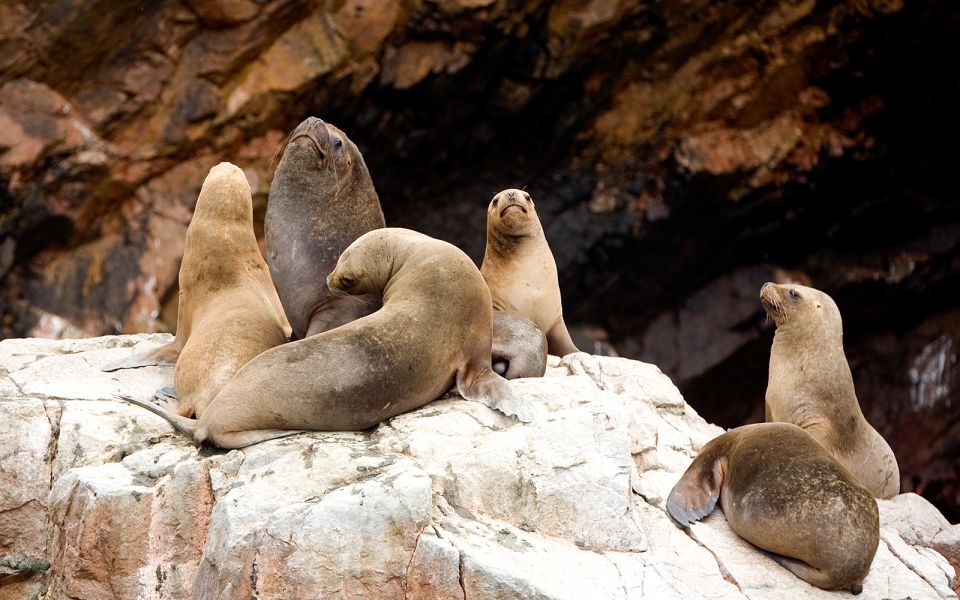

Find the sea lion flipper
[[456, 367, 537, 423], [117, 394, 198, 442], [101, 342, 179, 372], [769, 555, 852, 593], [305, 295, 383, 337], [545, 317, 579, 356], [666, 455, 726, 527]]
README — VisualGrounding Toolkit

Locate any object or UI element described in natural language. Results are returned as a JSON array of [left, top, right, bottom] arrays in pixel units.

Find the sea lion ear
[[666, 455, 726, 527], [816, 303, 822, 309]]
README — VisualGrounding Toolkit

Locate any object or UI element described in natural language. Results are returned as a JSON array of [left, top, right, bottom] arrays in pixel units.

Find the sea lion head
[[327, 228, 422, 298], [274, 117, 374, 203], [193, 162, 252, 224], [487, 189, 540, 236], [760, 282, 843, 340]]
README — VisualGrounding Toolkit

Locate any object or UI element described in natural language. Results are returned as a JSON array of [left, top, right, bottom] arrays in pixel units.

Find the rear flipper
[[770, 555, 862, 594], [491, 312, 547, 379], [118, 395, 308, 449], [456, 366, 538, 423], [666, 451, 727, 527], [102, 341, 179, 372], [117, 394, 198, 442]]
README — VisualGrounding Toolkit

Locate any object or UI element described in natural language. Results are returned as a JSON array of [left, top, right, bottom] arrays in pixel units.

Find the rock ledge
[[0, 334, 956, 599]]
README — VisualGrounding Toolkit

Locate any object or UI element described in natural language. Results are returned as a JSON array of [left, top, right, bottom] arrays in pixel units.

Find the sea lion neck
[[485, 222, 542, 259]]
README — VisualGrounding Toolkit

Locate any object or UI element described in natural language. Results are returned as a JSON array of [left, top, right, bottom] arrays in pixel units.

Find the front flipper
[[491, 312, 547, 379], [102, 341, 179, 372], [456, 366, 537, 423], [304, 294, 383, 337], [545, 316, 579, 357], [666, 453, 727, 527]]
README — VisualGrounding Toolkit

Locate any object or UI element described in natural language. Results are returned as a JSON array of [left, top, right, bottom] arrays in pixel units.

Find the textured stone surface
[[0, 334, 956, 598], [1, 0, 959, 521]]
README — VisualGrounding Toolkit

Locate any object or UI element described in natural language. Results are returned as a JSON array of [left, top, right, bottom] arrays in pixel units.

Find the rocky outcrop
[[1, 0, 958, 532], [0, 334, 956, 599]]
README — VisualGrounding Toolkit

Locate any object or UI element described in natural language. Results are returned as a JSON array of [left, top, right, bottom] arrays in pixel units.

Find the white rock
[[0, 334, 954, 599]]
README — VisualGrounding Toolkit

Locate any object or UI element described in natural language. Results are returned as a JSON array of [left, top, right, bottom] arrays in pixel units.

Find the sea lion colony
[[112, 117, 899, 593]]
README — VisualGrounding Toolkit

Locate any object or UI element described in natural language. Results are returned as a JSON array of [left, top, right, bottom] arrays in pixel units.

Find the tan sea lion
[[265, 116, 385, 339], [760, 282, 900, 498], [480, 189, 578, 358], [105, 163, 290, 418], [667, 422, 880, 594], [120, 228, 530, 448]]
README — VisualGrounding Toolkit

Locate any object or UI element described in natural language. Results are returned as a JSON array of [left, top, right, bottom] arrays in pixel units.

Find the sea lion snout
[[499, 202, 527, 217]]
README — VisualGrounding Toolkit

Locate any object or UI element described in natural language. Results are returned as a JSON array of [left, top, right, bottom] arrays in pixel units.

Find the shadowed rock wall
[[1, 1, 958, 517]]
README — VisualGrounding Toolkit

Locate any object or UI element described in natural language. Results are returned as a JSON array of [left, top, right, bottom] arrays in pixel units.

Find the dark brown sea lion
[[760, 282, 900, 499], [667, 422, 880, 594], [481, 188, 578, 358], [120, 228, 531, 448], [104, 163, 289, 418], [265, 116, 385, 339]]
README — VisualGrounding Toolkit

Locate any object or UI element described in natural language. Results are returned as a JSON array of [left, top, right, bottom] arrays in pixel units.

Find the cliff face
[[1, 1, 958, 517], [0, 335, 957, 600]]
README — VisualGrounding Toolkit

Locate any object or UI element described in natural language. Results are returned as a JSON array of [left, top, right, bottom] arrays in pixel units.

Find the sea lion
[[667, 422, 879, 594], [480, 188, 578, 358], [265, 116, 385, 340], [120, 228, 530, 449], [760, 282, 900, 498], [105, 163, 290, 418], [491, 311, 548, 378]]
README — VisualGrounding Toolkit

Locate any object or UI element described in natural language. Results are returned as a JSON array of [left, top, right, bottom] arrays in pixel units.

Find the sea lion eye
[[523, 192, 531, 201], [334, 139, 343, 150], [789, 289, 801, 300], [339, 276, 353, 289], [492, 197, 499, 207]]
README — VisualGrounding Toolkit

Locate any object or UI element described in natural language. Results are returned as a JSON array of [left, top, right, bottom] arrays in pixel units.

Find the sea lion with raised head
[[120, 228, 531, 448], [481, 189, 578, 359], [265, 116, 385, 339], [104, 163, 290, 418], [667, 422, 879, 594], [760, 282, 900, 498]]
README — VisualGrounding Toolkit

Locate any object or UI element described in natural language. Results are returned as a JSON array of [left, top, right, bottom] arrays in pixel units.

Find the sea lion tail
[[116, 394, 198, 442], [101, 341, 179, 372], [665, 452, 726, 527], [456, 367, 539, 423]]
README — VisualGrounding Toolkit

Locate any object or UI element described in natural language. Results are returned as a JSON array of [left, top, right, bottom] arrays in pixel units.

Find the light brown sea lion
[[265, 116, 385, 340], [106, 164, 290, 418], [481, 189, 578, 358], [760, 282, 900, 499], [120, 228, 531, 448], [667, 422, 879, 594]]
